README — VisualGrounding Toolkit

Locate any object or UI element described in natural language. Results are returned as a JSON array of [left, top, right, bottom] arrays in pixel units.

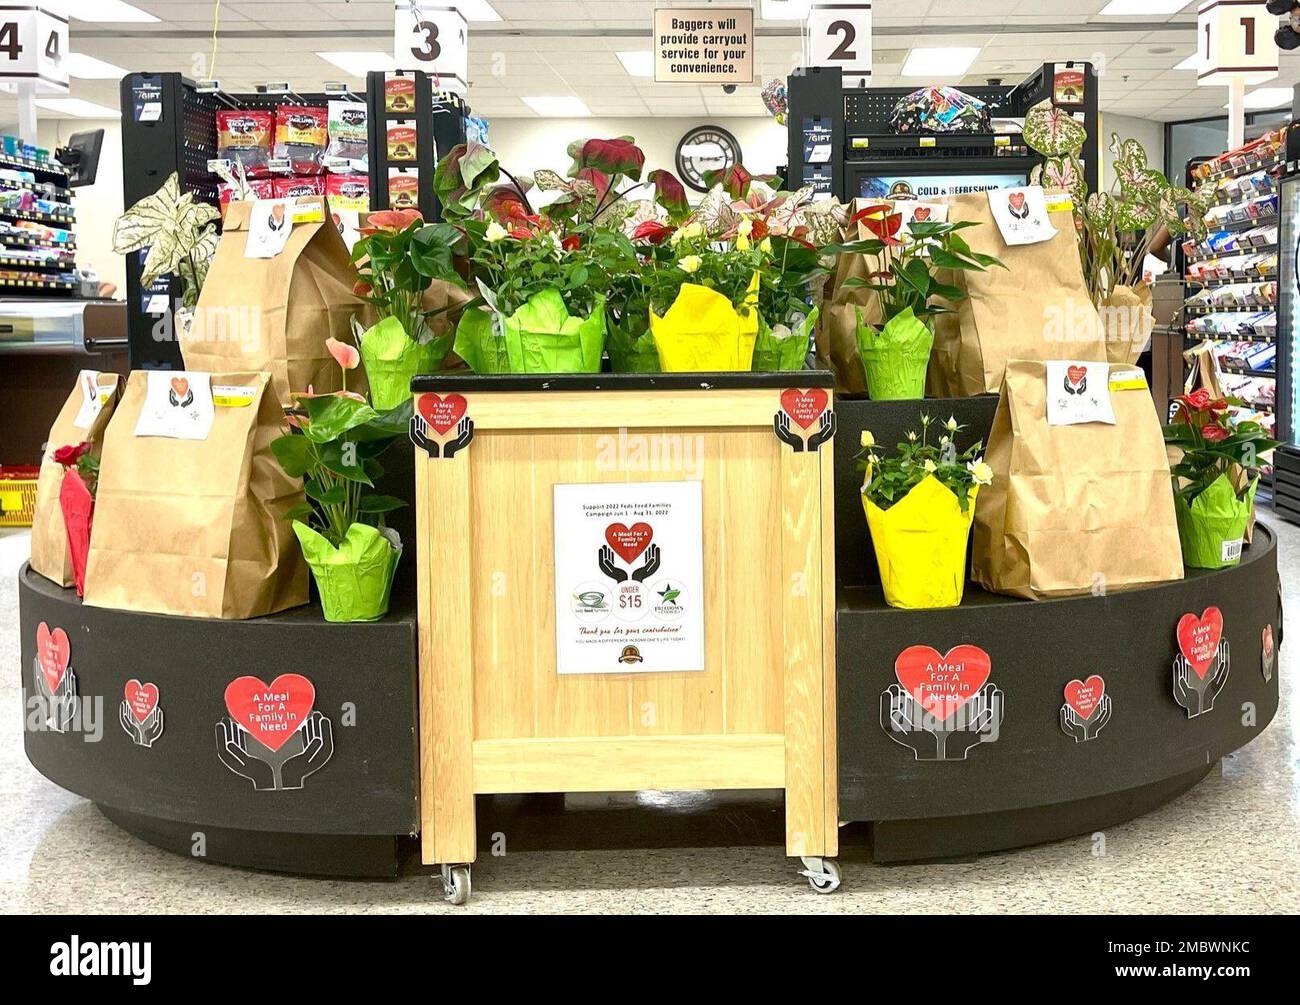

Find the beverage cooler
[[1275, 122, 1300, 524]]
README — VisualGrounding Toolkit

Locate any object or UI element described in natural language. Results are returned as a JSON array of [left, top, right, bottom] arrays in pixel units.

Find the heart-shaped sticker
[[605, 522, 653, 564], [223, 674, 316, 752], [1177, 607, 1224, 679], [35, 622, 70, 694], [913, 206, 931, 222], [124, 680, 160, 723], [417, 392, 468, 436], [1008, 191, 1026, 212], [1063, 675, 1105, 720], [1066, 365, 1088, 385], [780, 387, 830, 430], [170, 377, 189, 398], [894, 644, 991, 723]]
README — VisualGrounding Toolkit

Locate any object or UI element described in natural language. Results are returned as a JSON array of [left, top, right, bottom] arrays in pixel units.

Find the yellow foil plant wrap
[[858, 417, 993, 609], [650, 271, 760, 371]]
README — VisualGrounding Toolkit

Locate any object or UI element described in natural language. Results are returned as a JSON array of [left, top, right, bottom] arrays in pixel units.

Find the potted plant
[[111, 171, 221, 339], [51, 442, 97, 597], [350, 208, 466, 409], [858, 416, 992, 609], [272, 340, 410, 622], [826, 206, 1001, 399], [1164, 389, 1278, 570]]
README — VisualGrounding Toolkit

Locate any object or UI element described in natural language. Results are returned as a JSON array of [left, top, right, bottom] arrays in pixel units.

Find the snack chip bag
[[216, 109, 274, 179]]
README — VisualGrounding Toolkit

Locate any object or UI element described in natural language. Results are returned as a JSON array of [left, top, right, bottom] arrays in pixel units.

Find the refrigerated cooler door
[[1275, 172, 1300, 521]]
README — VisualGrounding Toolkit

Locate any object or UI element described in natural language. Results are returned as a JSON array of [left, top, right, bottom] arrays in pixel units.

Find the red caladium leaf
[[434, 142, 500, 213], [647, 169, 689, 221], [567, 136, 645, 182], [576, 167, 613, 204], [632, 220, 676, 245], [704, 163, 753, 199], [483, 184, 532, 226]]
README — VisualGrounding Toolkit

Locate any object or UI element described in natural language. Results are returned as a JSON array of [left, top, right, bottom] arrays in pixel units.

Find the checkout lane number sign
[[553, 481, 705, 676]]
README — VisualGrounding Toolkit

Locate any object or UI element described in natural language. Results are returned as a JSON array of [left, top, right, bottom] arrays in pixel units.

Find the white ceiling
[[3, 0, 1298, 122]]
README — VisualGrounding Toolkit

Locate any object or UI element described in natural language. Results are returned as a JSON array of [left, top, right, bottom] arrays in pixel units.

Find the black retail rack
[[119, 70, 469, 371], [787, 62, 1099, 205], [0, 147, 76, 296]]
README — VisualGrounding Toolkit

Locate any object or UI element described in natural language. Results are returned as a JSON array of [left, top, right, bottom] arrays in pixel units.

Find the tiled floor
[[1, 522, 1296, 914]]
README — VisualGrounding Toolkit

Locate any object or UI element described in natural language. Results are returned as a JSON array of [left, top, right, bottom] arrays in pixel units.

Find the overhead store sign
[[0, 4, 68, 94], [653, 7, 754, 84], [393, 2, 468, 94], [806, 3, 872, 86], [1196, 0, 1277, 86]]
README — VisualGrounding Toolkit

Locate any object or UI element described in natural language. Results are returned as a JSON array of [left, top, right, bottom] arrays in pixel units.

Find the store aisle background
[[0, 524, 1295, 914]]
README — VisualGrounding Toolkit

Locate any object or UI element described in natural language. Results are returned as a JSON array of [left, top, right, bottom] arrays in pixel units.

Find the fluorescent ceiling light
[[1098, 1, 1192, 14], [616, 51, 654, 77], [317, 51, 398, 77], [455, 0, 502, 19], [761, 0, 813, 18], [902, 47, 981, 77], [63, 52, 128, 79], [35, 98, 120, 118], [57, 0, 159, 22], [1174, 53, 1199, 70], [522, 95, 591, 117], [1234, 87, 1293, 110]]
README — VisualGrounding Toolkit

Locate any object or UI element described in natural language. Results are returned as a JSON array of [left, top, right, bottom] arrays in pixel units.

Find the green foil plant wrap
[[752, 307, 817, 372], [606, 309, 661, 373], [854, 306, 933, 400], [453, 306, 511, 374], [502, 288, 606, 373], [358, 316, 448, 410], [1174, 474, 1258, 570], [293, 522, 402, 623]]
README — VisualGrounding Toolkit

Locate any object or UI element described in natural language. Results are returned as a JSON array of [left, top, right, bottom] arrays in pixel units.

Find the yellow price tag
[[212, 386, 257, 407], [1109, 370, 1148, 392], [1045, 195, 1075, 214], [919, 136, 937, 148], [851, 137, 870, 149]]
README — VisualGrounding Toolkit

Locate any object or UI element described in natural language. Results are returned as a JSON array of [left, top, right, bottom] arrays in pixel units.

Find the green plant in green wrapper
[[272, 342, 411, 623], [826, 205, 1002, 399], [1164, 389, 1278, 570]]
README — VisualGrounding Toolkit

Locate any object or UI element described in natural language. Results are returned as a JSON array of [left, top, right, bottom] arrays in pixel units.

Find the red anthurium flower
[[53, 442, 90, 468], [859, 210, 904, 246], [1208, 397, 1230, 413], [633, 220, 676, 245], [1201, 422, 1230, 443], [326, 337, 360, 371], [849, 203, 893, 226], [1178, 389, 1213, 412], [561, 234, 582, 251], [361, 208, 423, 235], [509, 227, 533, 240], [353, 279, 373, 297]]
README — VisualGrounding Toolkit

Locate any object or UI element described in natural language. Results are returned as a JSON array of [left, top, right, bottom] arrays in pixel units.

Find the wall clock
[[676, 125, 743, 193]]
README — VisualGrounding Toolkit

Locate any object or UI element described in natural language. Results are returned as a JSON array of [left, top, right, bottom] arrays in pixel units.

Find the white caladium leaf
[[1041, 155, 1084, 201], [621, 199, 666, 238], [1023, 99, 1087, 158], [1115, 198, 1157, 232], [112, 171, 182, 255], [693, 185, 741, 237], [1086, 192, 1115, 228]]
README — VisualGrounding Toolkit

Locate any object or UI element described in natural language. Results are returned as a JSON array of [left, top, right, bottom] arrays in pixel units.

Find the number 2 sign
[[393, 2, 468, 94], [807, 3, 872, 86], [1197, 0, 1277, 85], [0, 5, 68, 94]]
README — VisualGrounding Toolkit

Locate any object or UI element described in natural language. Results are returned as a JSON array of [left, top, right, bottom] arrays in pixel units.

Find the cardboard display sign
[[880, 644, 1004, 761], [217, 674, 334, 790], [32, 622, 77, 733], [120, 680, 164, 748], [410, 392, 474, 458], [1172, 606, 1231, 718], [1059, 674, 1111, 742], [774, 388, 835, 452]]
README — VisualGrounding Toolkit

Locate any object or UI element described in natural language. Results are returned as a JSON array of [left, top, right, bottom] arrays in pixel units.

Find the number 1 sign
[[1197, 0, 1277, 85], [806, 3, 872, 86], [0, 4, 68, 95], [393, 2, 468, 95]]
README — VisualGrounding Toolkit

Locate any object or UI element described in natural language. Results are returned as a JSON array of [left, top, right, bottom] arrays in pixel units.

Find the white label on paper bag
[[244, 198, 296, 259], [72, 370, 105, 429], [988, 185, 1058, 246], [1046, 361, 1116, 426], [553, 480, 705, 676], [897, 200, 947, 242], [134, 371, 215, 440]]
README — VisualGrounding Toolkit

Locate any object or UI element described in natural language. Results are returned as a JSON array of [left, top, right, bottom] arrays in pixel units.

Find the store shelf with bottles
[[0, 136, 77, 299]]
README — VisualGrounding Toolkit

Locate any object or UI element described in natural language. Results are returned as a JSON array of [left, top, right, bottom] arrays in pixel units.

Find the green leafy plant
[[857, 416, 991, 514], [350, 208, 465, 339], [1164, 389, 1279, 505], [111, 171, 220, 310]]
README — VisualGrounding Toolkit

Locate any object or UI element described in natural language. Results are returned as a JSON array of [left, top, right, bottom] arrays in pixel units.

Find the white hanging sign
[[0, 5, 68, 95], [393, 3, 468, 94], [1197, 0, 1277, 86], [806, 3, 872, 86]]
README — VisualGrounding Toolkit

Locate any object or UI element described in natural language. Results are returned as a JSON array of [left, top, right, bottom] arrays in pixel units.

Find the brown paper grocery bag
[[83, 371, 307, 619], [1098, 284, 1154, 366], [932, 190, 1107, 397], [973, 360, 1183, 599], [29, 371, 122, 587], [184, 196, 359, 406], [816, 201, 889, 394]]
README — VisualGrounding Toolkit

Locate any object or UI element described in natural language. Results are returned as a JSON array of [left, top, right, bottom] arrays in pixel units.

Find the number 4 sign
[[0, 5, 68, 94], [806, 3, 872, 86], [393, 2, 468, 95]]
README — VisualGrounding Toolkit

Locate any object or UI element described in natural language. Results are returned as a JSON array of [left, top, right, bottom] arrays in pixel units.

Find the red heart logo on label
[[894, 644, 991, 723], [124, 680, 159, 723], [1008, 191, 1026, 212], [605, 522, 653, 564], [913, 207, 931, 222], [1177, 607, 1223, 679], [170, 377, 189, 398], [780, 387, 829, 430], [1066, 365, 1087, 385], [35, 622, 70, 694], [1063, 675, 1105, 720], [223, 674, 316, 752], [417, 393, 467, 436]]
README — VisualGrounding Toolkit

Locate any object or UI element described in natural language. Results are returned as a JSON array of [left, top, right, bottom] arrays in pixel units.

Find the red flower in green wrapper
[[53, 442, 98, 499]]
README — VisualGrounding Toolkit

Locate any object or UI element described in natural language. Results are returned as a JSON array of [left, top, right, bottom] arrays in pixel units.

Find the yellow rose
[[759, 237, 773, 253], [678, 255, 702, 274], [485, 222, 507, 243], [923, 459, 937, 474], [860, 430, 875, 448], [970, 461, 994, 486], [736, 233, 751, 251]]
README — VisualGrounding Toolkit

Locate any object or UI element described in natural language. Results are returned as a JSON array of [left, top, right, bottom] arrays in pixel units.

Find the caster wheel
[[441, 864, 471, 906], [800, 856, 841, 894]]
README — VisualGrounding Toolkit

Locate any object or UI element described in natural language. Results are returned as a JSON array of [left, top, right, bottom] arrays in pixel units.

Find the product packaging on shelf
[[326, 99, 368, 169], [217, 179, 274, 222], [183, 195, 360, 406], [28, 371, 122, 587], [384, 75, 416, 113], [325, 173, 370, 213], [216, 109, 274, 179], [272, 175, 326, 199], [273, 105, 328, 175], [83, 371, 307, 620], [929, 188, 1109, 397], [972, 359, 1184, 599], [388, 169, 419, 210]]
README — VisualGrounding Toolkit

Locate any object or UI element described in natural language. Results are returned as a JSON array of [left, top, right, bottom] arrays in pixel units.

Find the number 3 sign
[[393, 2, 468, 94], [0, 5, 68, 94], [806, 2, 872, 86]]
